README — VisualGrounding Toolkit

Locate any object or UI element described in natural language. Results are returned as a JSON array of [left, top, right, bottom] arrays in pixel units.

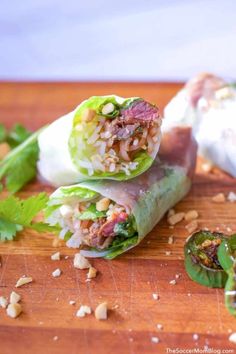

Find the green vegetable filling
[[79, 203, 107, 220]]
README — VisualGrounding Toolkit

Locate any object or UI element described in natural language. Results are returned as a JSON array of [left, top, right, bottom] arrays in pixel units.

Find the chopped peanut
[[76, 305, 92, 317], [10, 291, 21, 304], [6, 303, 22, 318], [167, 209, 175, 218], [52, 269, 61, 278], [96, 198, 110, 212], [102, 103, 115, 115], [168, 236, 174, 244], [74, 253, 91, 269], [185, 210, 198, 222], [185, 220, 198, 234], [95, 302, 108, 320], [15, 277, 33, 288], [52, 237, 62, 247], [0, 296, 8, 308], [229, 332, 236, 344], [82, 108, 95, 122], [87, 267, 97, 279], [51, 252, 60, 261], [168, 212, 185, 226], [212, 193, 225, 203]]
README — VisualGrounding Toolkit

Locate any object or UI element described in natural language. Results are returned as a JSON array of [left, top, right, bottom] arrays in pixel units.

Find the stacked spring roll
[[38, 95, 162, 186], [45, 127, 197, 259], [163, 73, 236, 177]]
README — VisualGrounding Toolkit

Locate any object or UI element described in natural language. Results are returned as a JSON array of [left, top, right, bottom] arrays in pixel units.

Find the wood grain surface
[[0, 82, 236, 354]]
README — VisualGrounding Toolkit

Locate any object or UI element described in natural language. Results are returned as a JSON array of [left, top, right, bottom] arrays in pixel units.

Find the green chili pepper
[[217, 234, 236, 317], [184, 230, 228, 288], [217, 234, 236, 271], [224, 262, 236, 317]]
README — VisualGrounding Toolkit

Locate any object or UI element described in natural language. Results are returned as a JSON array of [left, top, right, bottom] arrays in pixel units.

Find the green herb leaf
[[0, 124, 7, 143], [113, 216, 137, 238], [0, 128, 44, 193], [7, 124, 32, 148], [0, 192, 54, 241], [105, 235, 138, 259], [79, 203, 106, 220]]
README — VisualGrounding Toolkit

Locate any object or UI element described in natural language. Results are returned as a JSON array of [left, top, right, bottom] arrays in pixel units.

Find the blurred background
[[1, 0, 236, 81]]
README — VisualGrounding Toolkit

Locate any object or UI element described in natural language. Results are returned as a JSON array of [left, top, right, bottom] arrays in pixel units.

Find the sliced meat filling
[[84, 212, 128, 248], [109, 99, 160, 141]]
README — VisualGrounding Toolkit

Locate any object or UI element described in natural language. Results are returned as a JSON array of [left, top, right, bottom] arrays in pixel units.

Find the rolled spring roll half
[[38, 95, 162, 186], [45, 127, 197, 259], [163, 73, 236, 177]]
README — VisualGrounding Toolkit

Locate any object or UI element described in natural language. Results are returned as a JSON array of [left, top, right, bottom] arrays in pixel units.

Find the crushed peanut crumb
[[15, 276, 33, 288], [6, 303, 22, 318], [168, 236, 174, 244], [157, 324, 163, 330], [10, 291, 21, 304], [69, 300, 76, 305], [74, 253, 91, 269], [52, 269, 61, 278], [96, 198, 110, 212], [0, 296, 8, 308], [152, 293, 159, 300], [168, 212, 185, 226], [185, 220, 198, 234], [87, 267, 97, 279], [165, 251, 171, 256], [228, 191, 236, 203], [52, 237, 62, 247], [184, 210, 198, 222], [229, 332, 236, 344], [212, 193, 225, 203], [95, 302, 108, 320], [167, 209, 175, 218], [169, 279, 177, 285], [51, 252, 60, 261], [76, 305, 92, 318], [193, 334, 199, 341], [151, 337, 159, 343]]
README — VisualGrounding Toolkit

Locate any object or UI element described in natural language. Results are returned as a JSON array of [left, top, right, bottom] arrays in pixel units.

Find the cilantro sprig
[[0, 192, 58, 241], [0, 127, 45, 193]]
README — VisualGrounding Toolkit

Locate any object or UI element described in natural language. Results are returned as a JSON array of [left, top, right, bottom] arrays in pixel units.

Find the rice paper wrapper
[[47, 127, 197, 259], [38, 95, 161, 186], [163, 85, 236, 177]]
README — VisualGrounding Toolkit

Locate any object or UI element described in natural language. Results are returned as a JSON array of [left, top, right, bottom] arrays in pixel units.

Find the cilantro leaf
[[0, 128, 44, 193], [6, 124, 32, 148], [0, 192, 56, 241], [0, 124, 7, 143]]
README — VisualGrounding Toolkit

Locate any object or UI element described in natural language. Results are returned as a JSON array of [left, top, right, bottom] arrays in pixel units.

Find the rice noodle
[[119, 140, 131, 161], [147, 135, 154, 154]]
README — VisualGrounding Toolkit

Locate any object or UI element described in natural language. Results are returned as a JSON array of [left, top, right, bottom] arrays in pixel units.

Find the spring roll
[[38, 95, 162, 186], [45, 127, 197, 259], [163, 73, 236, 177]]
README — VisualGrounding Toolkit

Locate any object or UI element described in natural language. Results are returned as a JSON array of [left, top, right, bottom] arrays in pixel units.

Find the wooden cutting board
[[0, 82, 236, 354]]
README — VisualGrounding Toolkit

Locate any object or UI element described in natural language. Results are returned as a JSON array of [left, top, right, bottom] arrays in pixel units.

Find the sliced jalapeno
[[184, 230, 228, 288], [217, 235, 236, 317], [224, 262, 236, 317], [217, 234, 236, 271]]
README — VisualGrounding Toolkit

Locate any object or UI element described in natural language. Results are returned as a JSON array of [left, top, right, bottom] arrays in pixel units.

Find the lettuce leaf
[[79, 203, 106, 220]]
